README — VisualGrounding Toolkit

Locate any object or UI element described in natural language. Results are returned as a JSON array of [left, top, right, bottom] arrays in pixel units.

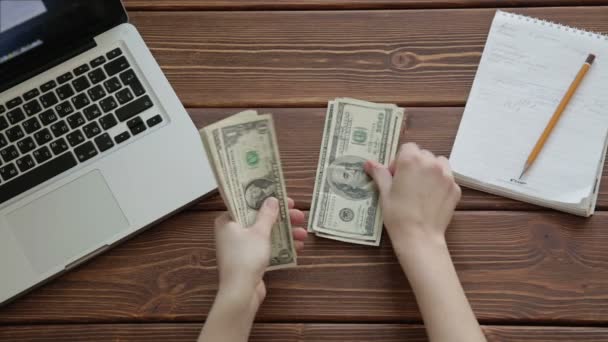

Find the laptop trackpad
[[6, 170, 129, 274]]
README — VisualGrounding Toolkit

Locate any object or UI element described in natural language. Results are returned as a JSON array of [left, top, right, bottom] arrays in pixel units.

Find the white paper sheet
[[450, 10, 608, 204]]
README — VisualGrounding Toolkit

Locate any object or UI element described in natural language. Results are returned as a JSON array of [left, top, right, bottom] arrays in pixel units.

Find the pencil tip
[[519, 165, 529, 180], [587, 54, 596, 65]]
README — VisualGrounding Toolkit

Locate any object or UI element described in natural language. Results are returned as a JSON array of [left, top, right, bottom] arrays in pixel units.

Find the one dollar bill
[[309, 98, 405, 246], [200, 111, 297, 269]]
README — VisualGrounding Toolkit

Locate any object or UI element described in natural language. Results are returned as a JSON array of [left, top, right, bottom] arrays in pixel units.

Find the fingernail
[[365, 160, 379, 169], [265, 197, 278, 210]]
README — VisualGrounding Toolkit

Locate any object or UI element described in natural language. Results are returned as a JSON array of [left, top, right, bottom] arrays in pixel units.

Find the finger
[[292, 227, 308, 241], [421, 149, 435, 160], [388, 160, 397, 176], [364, 160, 393, 199], [394, 143, 420, 174], [295, 240, 305, 252], [287, 197, 295, 209], [398, 142, 420, 160], [437, 156, 452, 176], [214, 212, 232, 231], [289, 209, 306, 226], [252, 197, 279, 237]]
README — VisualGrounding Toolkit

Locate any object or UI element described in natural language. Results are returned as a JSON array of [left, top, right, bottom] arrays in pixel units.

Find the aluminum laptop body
[[0, 0, 215, 305]]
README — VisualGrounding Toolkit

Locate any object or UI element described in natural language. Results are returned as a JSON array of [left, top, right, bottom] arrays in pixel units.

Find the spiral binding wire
[[497, 10, 608, 41]]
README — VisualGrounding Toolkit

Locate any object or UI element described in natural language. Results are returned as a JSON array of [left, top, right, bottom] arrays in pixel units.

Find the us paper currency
[[200, 111, 297, 270], [309, 98, 405, 246]]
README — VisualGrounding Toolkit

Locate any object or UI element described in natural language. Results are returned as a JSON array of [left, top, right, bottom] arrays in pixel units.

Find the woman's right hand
[[364, 143, 461, 253]]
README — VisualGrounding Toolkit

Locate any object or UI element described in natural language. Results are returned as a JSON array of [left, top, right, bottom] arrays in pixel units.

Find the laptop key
[[39, 109, 58, 125], [6, 126, 24, 142], [40, 80, 57, 93], [114, 131, 130, 144], [119, 69, 136, 84], [72, 76, 90, 92], [99, 96, 118, 113], [23, 89, 40, 101], [74, 64, 90, 76], [87, 85, 106, 102], [66, 130, 85, 147], [67, 112, 86, 129], [50, 120, 69, 137], [0, 105, 5, 114], [0, 152, 77, 205], [104, 56, 130, 77], [16, 155, 35, 173], [57, 72, 73, 84], [7, 108, 25, 125], [83, 104, 102, 121], [88, 68, 107, 84], [147, 115, 163, 128], [50, 138, 68, 155], [17, 137, 36, 154], [115, 88, 134, 105], [94, 133, 114, 152], [74, 141, 98, 162], [99, 113, 118, 130], [129, 79, 146, 97], [1, 145, 19, 163], [23, 99, 42, 116], [71, 93, 90, 110], [103, 77, 122, 93], [83, 121, 101, 139], [6, 97, 22, 109], [40, 92, 59, 108], [0, 116, 7, 130], [106, 48, 123, 60], [127, 117, 146, 136], [91, 56, 106, 68], [33, 146, 53, 164], [55, 101, 74, 118], [116, 95, 152, 122], [119, 70, 145, 96], [56, 84, 75, 100], [0, 133, 6, 148], [22, 117, 41, 134], [34, 128, 53, 146], [0, 163, 18, 182]]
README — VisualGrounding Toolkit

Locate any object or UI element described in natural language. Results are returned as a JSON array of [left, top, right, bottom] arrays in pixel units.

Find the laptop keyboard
[[0, 47, 164, 205]]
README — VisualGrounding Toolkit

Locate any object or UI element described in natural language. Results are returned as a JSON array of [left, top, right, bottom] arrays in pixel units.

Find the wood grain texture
[[128, 8, 608, 107], [2, 323, 608, 342], [185, 108, 608, 211], [123, 0, 608, 11], [1, 211, 607, 324]]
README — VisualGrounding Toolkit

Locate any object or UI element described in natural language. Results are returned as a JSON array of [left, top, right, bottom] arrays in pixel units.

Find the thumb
[[364, 160, 393, 199], [252, 197, 279, 237]]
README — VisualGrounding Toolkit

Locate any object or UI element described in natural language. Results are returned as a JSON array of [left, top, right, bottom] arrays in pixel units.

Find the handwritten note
[[451, 10, 608, 206]]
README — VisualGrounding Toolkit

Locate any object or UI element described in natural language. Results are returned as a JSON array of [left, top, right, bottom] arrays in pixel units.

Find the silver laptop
[[0, 0, 215, 305]]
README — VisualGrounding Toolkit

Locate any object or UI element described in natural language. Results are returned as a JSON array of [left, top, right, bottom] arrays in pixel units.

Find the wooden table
[[2, 1, 608, 341]]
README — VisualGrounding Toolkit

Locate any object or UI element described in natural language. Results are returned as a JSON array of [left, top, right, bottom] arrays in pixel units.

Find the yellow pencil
[[519, 53, 596, 179]]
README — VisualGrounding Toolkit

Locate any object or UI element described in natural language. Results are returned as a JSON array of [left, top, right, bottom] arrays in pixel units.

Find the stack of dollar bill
[[308, 98, 405, 246], [199, 110, 297, 270]]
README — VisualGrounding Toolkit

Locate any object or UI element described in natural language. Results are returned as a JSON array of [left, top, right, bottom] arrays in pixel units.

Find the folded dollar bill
[[200, 111, 297, 270], [309, 98, 405, 246]]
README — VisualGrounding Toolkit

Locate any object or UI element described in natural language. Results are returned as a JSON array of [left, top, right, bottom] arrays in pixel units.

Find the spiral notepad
[[450, 10, 608, 216]]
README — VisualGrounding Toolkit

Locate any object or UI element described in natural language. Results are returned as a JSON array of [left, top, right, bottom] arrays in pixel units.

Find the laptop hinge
[[1, 39, 97, 94]]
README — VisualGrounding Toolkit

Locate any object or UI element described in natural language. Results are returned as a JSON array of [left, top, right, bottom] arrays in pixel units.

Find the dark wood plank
[[129, 8, 608, 107], [1, 211, 607, 324], [123, 0, 608, 11], [186, 108, 608, 211], [2, 323, 608, 342]]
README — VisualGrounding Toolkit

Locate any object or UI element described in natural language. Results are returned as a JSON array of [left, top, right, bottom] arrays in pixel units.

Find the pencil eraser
[[586, 54, 596, 65]]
